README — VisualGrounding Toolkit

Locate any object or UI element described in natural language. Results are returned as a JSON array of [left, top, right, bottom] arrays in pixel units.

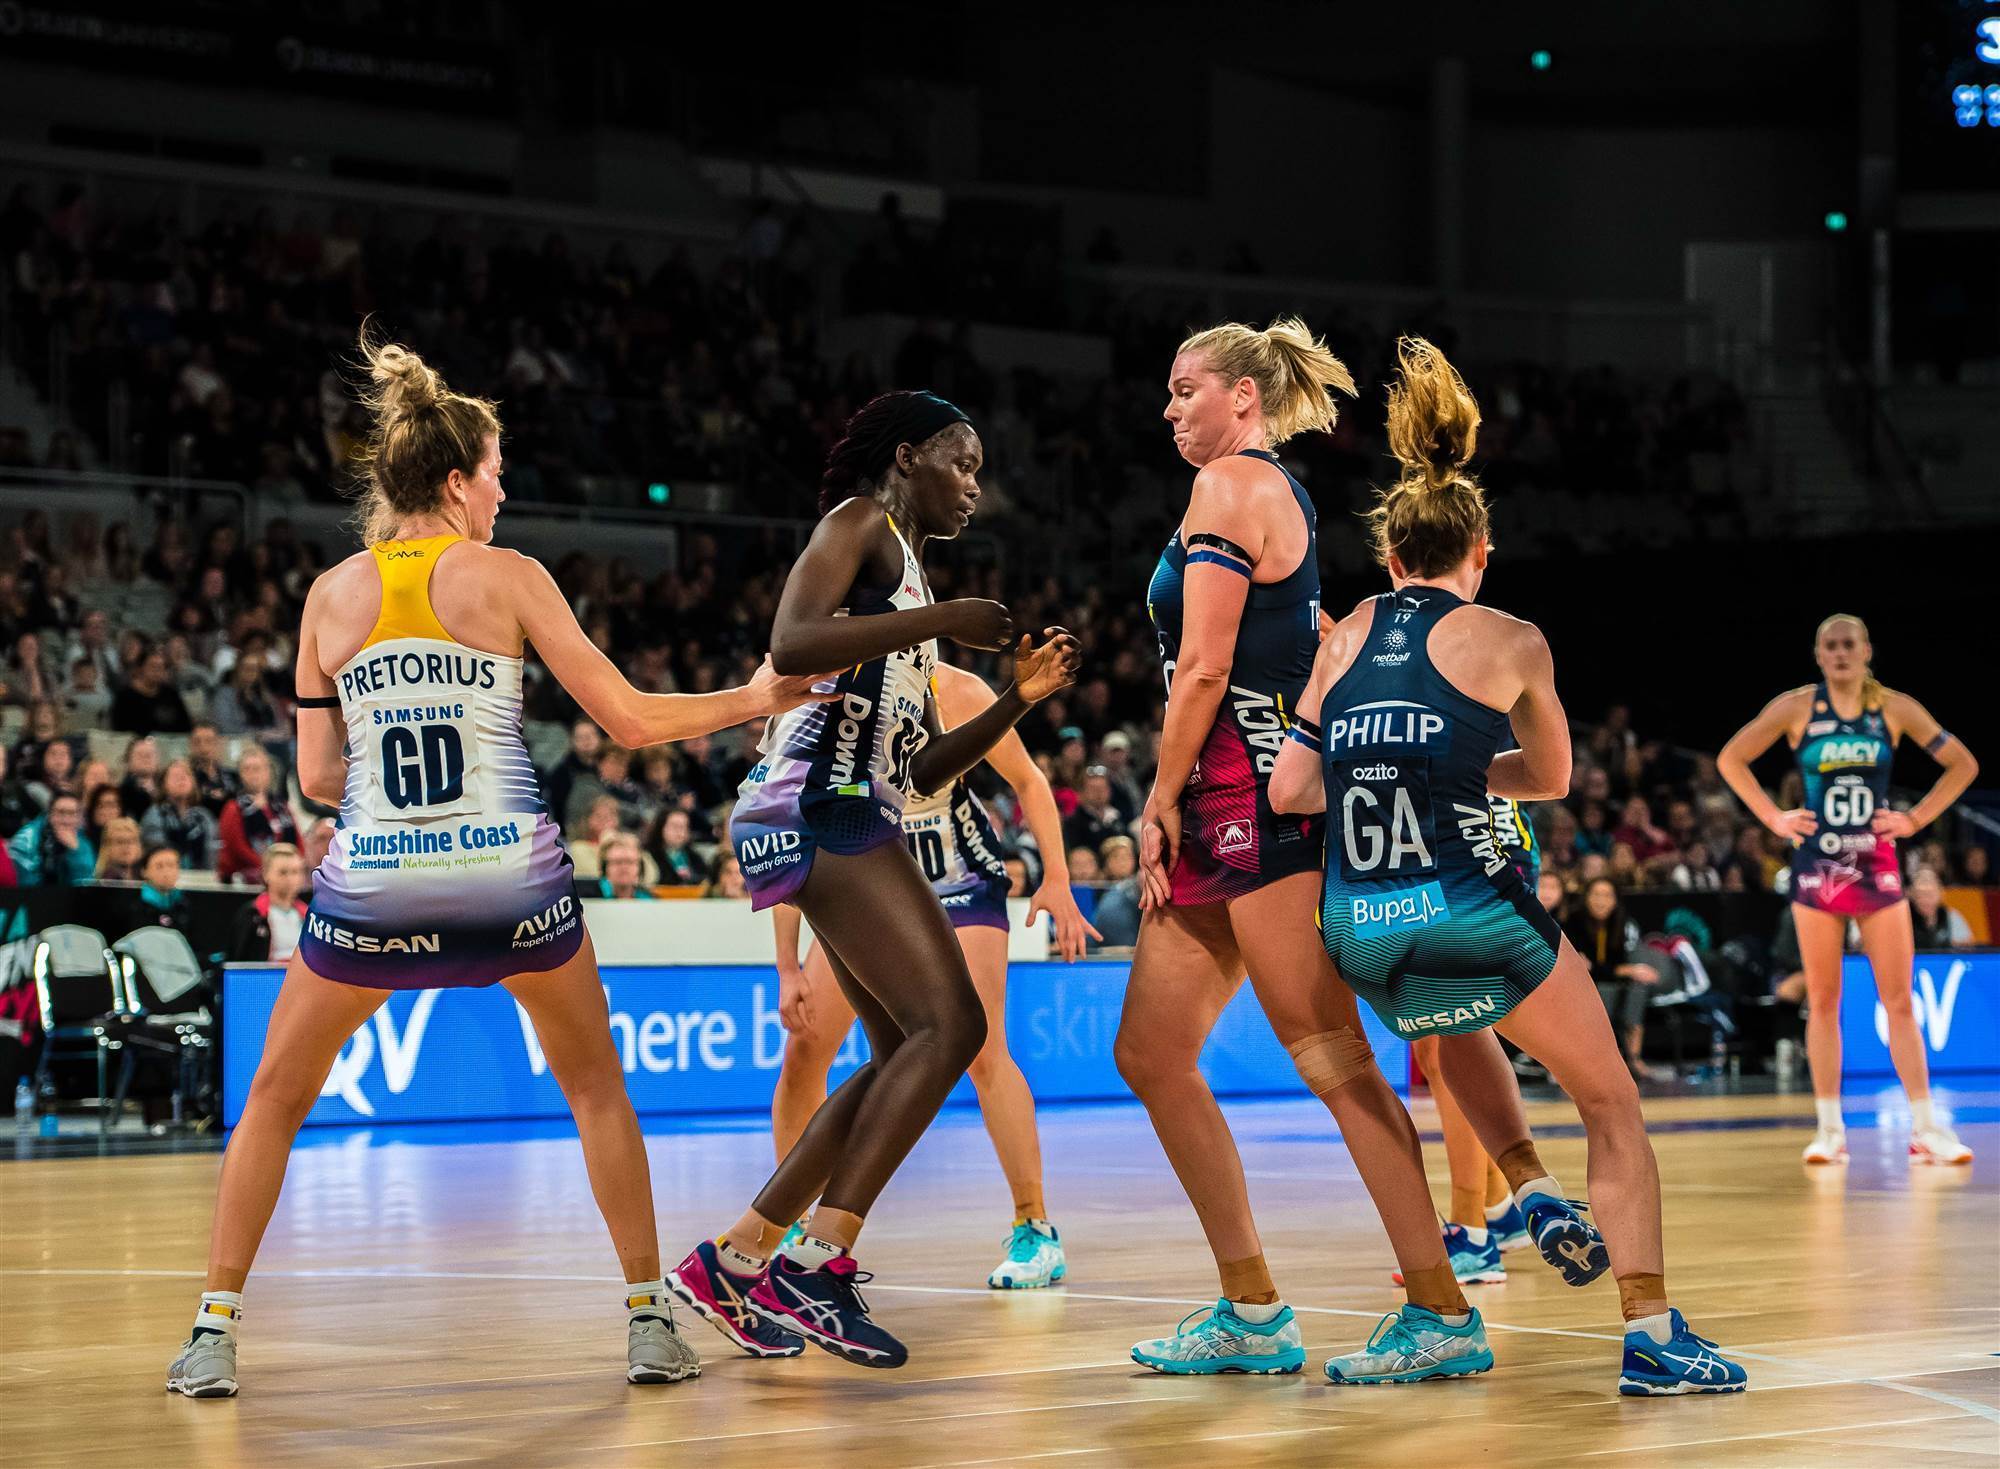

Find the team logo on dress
[[1382, 629, 1408, 652], [1215, 820, 1253, 854], [1819, 832, 1842, 855]]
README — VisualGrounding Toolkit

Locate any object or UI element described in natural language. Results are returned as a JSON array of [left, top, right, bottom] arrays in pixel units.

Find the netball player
[[665, 392, 1079, 1369], [1271, 336, 1745, 1394], [1717, 616, 1978, 1165], [166, 333, 831, 1397], [768, 660, 1099, 1290], [1118, 317, 1510, 1382]]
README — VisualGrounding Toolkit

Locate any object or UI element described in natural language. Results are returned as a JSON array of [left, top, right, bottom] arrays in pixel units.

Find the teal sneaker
[[1393, 1223, 1506, 1287], [1132, 1300, 1305, 1375], [1324, 1304, 1494, 1385], [1519, 1190, 1611, 1286], [988, 1220, 1066, 1289]]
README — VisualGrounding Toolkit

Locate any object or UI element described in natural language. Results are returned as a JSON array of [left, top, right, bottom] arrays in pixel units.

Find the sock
[[1228, 1298, 1285, 1325], [193, 1290, 242, 1340], [716, 1239, 768, 1277], [1512, 1172, 1562, 1210], [1456, 1225, 1491, 1247], [1449, 1184, 1486, 1230], [720, 1209, 789, 1269], [1616, 1271, 1668, 1323], [1400, 1262, 1468, 1317], [1625, 1309, 1674, 1345], [804, 1205, 864, 1253], [1494, 1140, 1548, 1194], [1815, 1098, 1844, 1131], [1484, 1197, 1518, 1226], [1218, 1252, 1278, 1306], [1910, 1098, 1935, 1131], [781, 1234, 844, 1272], [1015, 1216, 1054, 1236], [1483, 1159, 1512, 1209], [624, 1277, 668, 1323]]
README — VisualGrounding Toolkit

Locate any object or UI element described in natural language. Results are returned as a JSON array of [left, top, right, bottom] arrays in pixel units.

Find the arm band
[[1186, 532, 1253, 576], [295, 694, 340, 709], [1926, 729, 1951, 755], [1288, 717, 1322, 752]]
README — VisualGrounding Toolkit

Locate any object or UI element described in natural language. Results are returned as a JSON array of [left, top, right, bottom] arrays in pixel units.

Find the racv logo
[[320, 990, 442, 1117], [1876, 959, 1965, 1052]]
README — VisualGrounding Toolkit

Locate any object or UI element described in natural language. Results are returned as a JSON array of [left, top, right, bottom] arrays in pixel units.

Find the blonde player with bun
[[1119, 318, 1497, 1380], [1272, 336, 1745, 1393], [1718, 615, 1979, 1165], [166, 328, 830, 1398]]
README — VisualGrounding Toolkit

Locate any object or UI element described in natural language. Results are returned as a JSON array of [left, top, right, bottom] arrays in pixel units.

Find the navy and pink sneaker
[[751, 1253, 907, 1368], [664, 1241, 805, 1358]]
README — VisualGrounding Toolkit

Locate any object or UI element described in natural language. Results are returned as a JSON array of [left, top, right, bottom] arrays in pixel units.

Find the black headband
[[867, 391, 970, 481]]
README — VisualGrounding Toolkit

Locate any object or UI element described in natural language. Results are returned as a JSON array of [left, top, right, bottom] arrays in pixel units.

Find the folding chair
[[110, 927, 216, 1129], [29, 925, 124, 1133]]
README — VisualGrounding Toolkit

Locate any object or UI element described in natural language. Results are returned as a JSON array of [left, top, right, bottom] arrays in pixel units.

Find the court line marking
[[11, 1266, 1995, 1422], [1572, 1411, 1962, 1457]]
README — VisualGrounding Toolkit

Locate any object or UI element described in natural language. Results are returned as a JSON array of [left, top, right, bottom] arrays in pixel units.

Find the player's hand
[[1030, 877, 1102, 962], [748, 654, 840, 714], [1137, 791, 1180, 910], [1768, 808, 1817, 845], [944, 598, 1016, 652], [1871, 809, 1918, 840], [1012, 629, 1082, 704], [777, 960, 813, 1033]]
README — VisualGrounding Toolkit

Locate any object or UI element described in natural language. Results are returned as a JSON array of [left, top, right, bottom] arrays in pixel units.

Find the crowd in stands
[[4, 178, 1753, 572]]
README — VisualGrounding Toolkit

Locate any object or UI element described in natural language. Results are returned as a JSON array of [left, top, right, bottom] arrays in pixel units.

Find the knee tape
[[1286, 1027, 1376, 1096]]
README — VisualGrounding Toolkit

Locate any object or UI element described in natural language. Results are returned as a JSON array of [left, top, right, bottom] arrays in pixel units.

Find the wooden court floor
[[4, 1087, 1996, 1469]]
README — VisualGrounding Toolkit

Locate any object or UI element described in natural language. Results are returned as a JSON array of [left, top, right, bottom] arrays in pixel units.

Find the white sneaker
[[1910, 1124, 1973, 1166], [1131, 1300, 1305, 1375], [1802, 1127, 1848, 1165], [987, 1221, 1066, 1289]]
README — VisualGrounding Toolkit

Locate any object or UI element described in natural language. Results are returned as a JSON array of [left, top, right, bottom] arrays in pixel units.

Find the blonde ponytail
[[1365, 336, 1491, 576], [1177, 315, 1357, 446], [351, 320, 501, 545]]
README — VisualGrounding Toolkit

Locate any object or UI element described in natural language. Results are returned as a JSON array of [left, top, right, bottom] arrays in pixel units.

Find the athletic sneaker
[[1802, 1127, 1849, 1165], [988, 1221, 1067, 1289], [777, 1218, 809, 1256], [1130, 1300, 1305, 1375], [627, 1310, 702, 1384], [1485, 1197, 1530, 1252], [664, 1241, 806, 1358], [1519, 1189, 1611, 1286], [751, 1253, 907, 1368], [1403, 1222, 1507, 1286], [1618, 1309, 1748, 1396], [1323, 1304, 1494, 1385], [166, 1329, 238, 1398], [1910, 1124, 1973, 1165]]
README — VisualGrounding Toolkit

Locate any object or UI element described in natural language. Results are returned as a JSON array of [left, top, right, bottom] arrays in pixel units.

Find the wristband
[[1926, 729, 1951, 755]]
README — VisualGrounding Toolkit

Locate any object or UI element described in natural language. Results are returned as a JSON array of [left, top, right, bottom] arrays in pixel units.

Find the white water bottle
[[13, 1078, 32, 1126]]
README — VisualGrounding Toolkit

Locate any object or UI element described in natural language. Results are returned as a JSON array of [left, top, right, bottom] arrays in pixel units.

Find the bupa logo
[[1351, 881, 1450, 938], [320, 991, 442, 1117], [1877, 960, 1965, 1052]]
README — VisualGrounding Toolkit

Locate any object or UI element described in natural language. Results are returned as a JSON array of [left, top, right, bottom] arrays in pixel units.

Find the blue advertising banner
[[222, 962, 1409, 1127], [1838, 950, 2000, 1077]]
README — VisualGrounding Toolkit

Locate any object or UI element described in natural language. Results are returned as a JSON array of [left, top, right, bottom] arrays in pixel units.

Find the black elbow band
[[1288, 717, 1322, 752], [295, 694, 340, 709], [1926, 729, 1951, 755]]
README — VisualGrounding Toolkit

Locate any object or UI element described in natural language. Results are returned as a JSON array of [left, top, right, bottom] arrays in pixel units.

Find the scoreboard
[[1900, 0, 2000, 189]]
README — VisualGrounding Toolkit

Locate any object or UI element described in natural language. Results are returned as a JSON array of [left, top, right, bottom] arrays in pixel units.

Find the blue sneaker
[[1485, 1197, 1530, 1252], [1619, 1310, 1748, 1396], [988, 1220, 1066, 1289], [752, 1253, 908, 1368], [663, 1240, 806, 1358], [1131, 1300, 1305, 1375], [1324, 1304, 1494, 1385], [1519, 1190, 1611, 1286], [1392, 1223, 1506, 1286]]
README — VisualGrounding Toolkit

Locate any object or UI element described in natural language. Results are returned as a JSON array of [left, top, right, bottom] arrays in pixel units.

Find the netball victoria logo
[[320, 991, 441, 1117], [1876, 959, 1966, 1053], [1373, 627, 1411, 667]]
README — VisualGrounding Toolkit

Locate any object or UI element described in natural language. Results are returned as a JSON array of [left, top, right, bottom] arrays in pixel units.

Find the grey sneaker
[[166, 1330, 238, 1398], [627, 1310, 701, 1384]]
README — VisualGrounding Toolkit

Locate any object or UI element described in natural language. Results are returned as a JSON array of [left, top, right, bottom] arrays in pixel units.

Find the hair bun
[[367, 341, 444, 419]]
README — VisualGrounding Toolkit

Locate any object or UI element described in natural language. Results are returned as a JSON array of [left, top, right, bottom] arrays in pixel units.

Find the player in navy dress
[[1116, 318, 1485, 1380], [1718, 615, 1979, 1165], [1273, 336, 1745, 1394]]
